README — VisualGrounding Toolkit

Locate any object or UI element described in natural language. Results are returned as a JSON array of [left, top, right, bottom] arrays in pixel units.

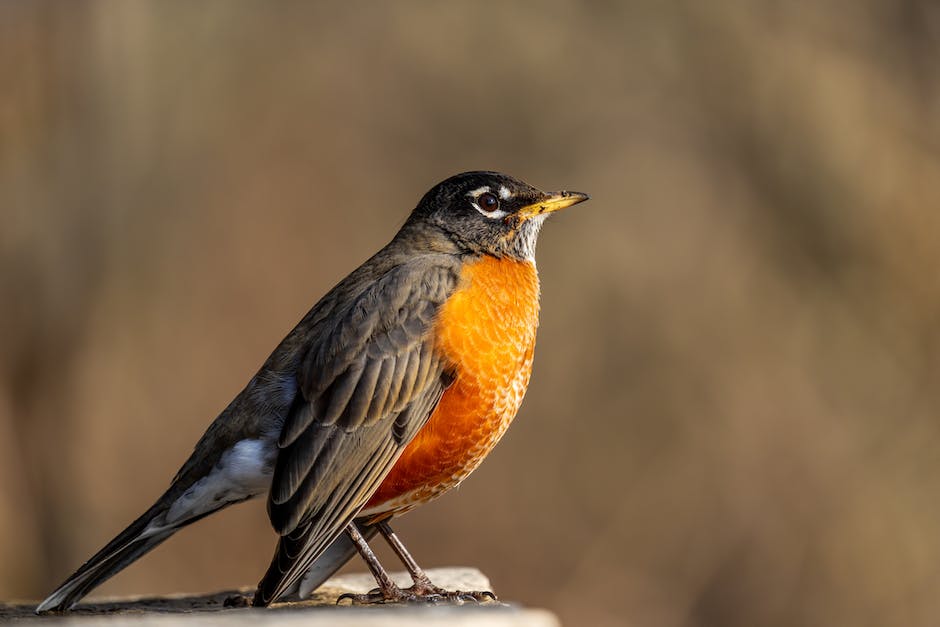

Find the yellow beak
[[517, 190, 590, 221]]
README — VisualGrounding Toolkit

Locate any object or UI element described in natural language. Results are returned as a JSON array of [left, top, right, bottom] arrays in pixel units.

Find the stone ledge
[[1, 568, 559, 626]]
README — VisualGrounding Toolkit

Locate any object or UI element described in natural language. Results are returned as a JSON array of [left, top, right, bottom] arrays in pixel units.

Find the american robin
[[37, 171, 589, 612]]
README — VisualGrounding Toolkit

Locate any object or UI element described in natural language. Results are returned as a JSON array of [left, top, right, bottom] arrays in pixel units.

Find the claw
[[337, 587, 387, 605]]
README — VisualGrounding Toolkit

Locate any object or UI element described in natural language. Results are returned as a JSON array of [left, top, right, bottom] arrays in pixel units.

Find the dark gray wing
[[255, 256, 460, 605]]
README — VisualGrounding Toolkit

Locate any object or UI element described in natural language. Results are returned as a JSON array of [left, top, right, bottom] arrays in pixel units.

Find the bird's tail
[[280, 521, 378, 601], [35, 496, 226, 614], [253, 519, 378, 607]]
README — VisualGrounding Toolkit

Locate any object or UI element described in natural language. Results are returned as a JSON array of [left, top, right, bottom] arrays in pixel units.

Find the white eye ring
[[468, 188, 508, 219], [471, 202, 507, 219]]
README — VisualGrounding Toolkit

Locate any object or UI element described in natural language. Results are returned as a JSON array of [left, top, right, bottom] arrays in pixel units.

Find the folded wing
[[255, 256, 460, 605]]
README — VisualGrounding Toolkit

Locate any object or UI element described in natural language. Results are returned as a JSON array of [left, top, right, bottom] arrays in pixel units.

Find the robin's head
[[405, 171, 589, 261]]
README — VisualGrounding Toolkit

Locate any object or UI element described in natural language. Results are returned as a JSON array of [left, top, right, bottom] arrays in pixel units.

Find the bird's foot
[[337, 582, 497, 605], [422, 589, 498, 604], [406, 579, 498, 604], [336, 587, 388, 605]]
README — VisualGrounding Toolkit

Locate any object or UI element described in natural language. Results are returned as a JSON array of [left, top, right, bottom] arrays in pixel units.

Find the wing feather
[[341, 357, 383, 430], [379, 349, 410, 418], [270, 424, 331, 505], [368, 357, 396, 423], [320, 361, 366, 426]]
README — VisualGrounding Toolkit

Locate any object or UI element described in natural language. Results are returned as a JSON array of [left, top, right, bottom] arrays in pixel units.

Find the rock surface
[[0, 568, 559, 626]]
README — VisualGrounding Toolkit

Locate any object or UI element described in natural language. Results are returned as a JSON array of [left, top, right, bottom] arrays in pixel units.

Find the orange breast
[[361, 256, 540, 519]]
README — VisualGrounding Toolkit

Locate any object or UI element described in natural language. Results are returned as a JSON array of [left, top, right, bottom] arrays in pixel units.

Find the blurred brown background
[[2, 2, 939, 626]]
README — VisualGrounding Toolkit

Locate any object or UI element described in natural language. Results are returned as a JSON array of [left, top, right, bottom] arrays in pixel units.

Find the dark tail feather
[[35, 500, 221, 613], [253, 520, 377, 607], [280, 521, 378, 601], [253, 519, 316, 607]]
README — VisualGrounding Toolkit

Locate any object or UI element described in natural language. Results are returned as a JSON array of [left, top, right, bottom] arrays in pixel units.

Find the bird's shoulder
[[307, 249, 464, 354]]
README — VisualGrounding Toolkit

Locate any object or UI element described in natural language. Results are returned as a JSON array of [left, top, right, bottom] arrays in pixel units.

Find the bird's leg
[[376, 520, 497, 603], [337, 523, 406, 604], [375, 521, 436, 593]]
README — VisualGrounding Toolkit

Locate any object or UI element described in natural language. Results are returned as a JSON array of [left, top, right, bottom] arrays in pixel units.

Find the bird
[[36, 171, 589, 612]]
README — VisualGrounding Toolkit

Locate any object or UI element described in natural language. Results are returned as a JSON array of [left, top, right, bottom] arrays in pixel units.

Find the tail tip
[[35, 590, 76, 615], [35, 600, 64, 615]]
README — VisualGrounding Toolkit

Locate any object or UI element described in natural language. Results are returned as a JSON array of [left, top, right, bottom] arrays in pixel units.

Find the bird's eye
[[478, 192, 500, 213]]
